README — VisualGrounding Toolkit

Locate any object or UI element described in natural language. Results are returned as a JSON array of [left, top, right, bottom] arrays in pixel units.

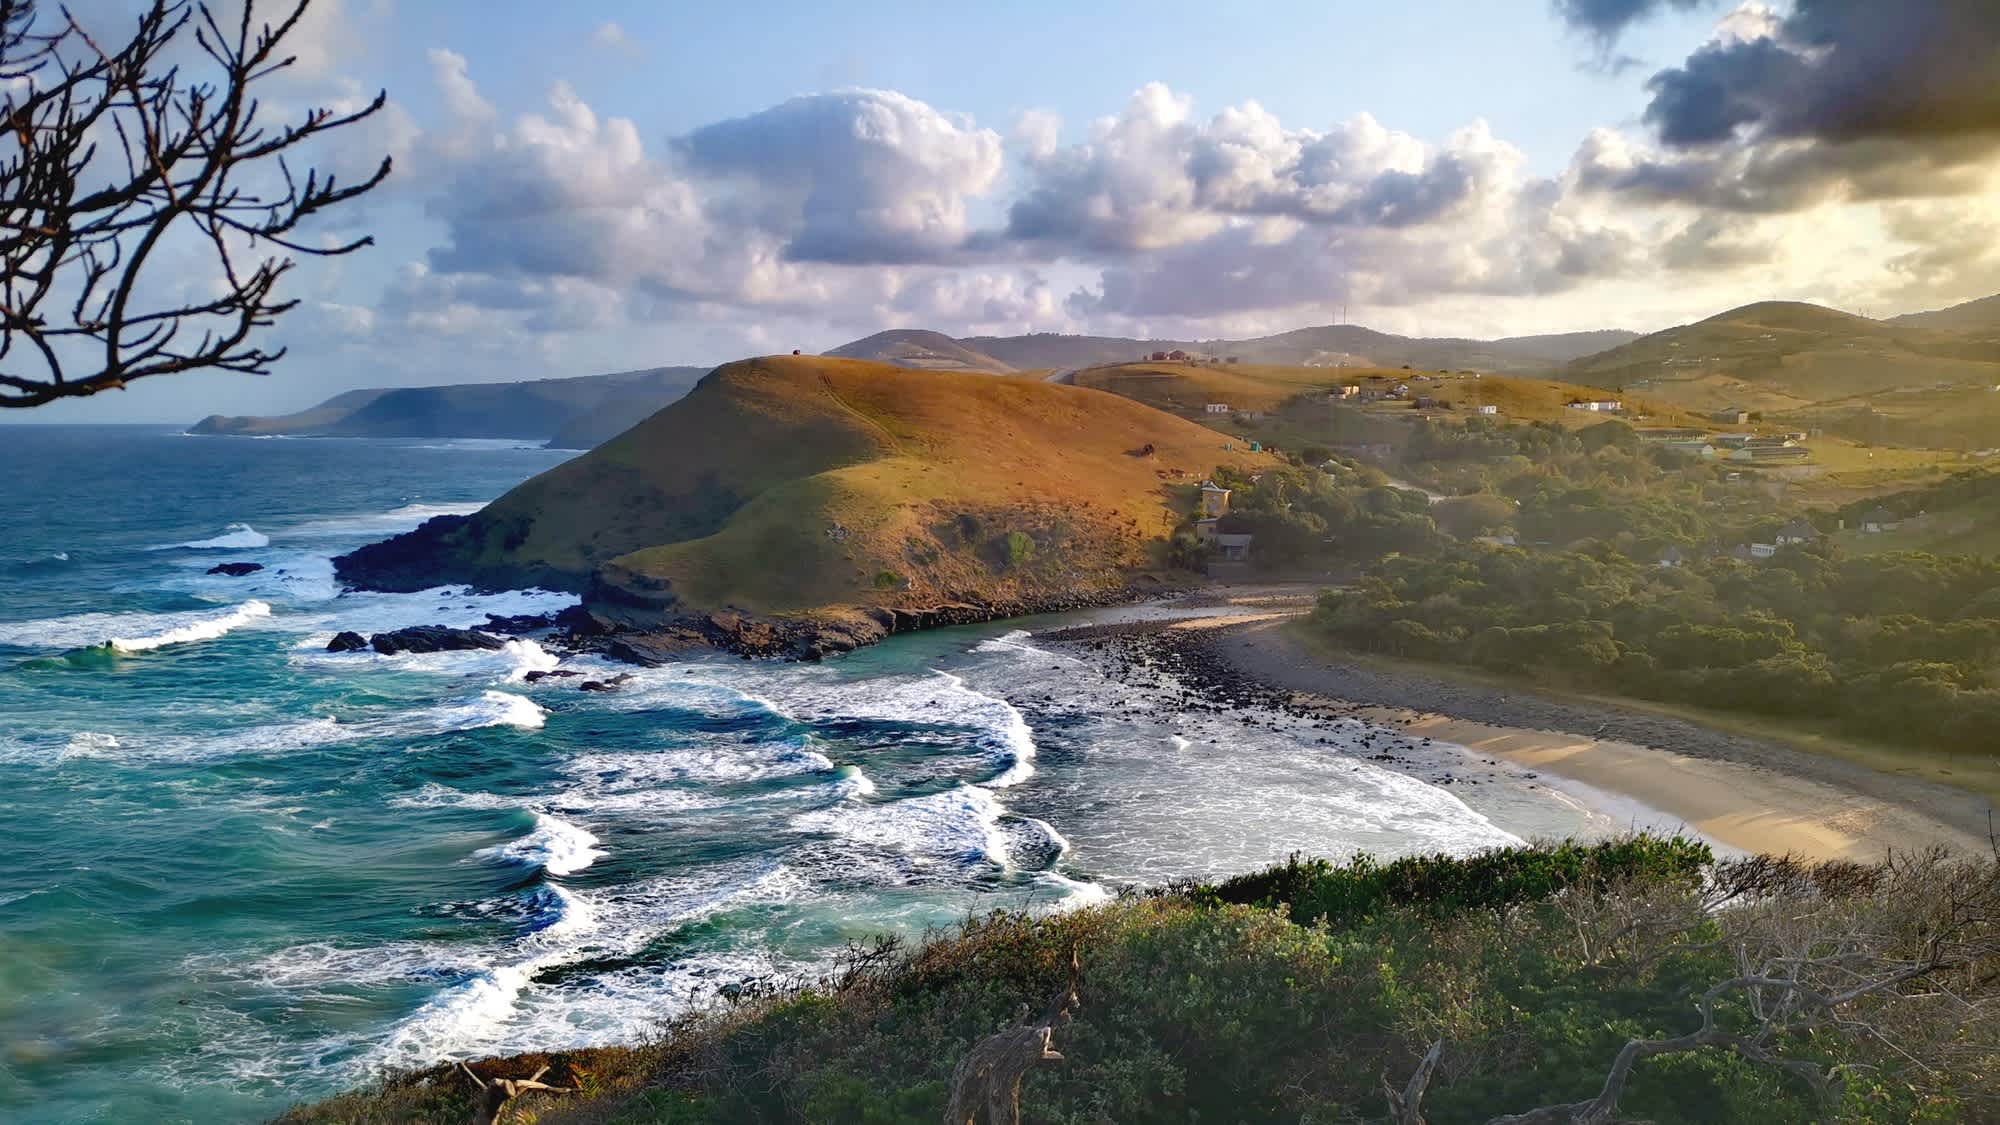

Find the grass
[[413, 355, 1278, 615], [1285, 621, 2000, 807]]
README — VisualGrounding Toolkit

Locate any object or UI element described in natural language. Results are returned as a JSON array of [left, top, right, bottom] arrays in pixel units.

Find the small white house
[[1567, 400, 1624, 413], [1476, 404, 1499, 416], [1204, 402, 1231, 415], [1750, 542, 1778, 559]]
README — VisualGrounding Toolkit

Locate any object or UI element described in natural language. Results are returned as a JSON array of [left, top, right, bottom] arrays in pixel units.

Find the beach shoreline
[[1036, 587, 1997, 863]]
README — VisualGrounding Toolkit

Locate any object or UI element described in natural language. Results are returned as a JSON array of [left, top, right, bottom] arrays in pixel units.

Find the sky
[[24, 0, 2000, 421]]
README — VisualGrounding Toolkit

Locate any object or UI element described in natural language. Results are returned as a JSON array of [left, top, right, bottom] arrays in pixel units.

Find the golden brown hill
[[335, 355, 1274, 643]]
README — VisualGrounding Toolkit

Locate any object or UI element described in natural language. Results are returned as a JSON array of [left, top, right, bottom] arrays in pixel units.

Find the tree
[[0, 0, 389, 408]]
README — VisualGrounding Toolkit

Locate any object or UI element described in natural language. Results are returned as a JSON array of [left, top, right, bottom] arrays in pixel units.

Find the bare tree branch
[[0, 0, 388, 407]]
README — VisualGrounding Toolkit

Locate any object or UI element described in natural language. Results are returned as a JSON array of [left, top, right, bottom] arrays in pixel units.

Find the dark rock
[[206, 562, 265, 577], [578, 673, 634, 693], [522, 669, 583, 683], [482, 612, 554, 634], [368, 625, 507, 656], [326, 631, 369, 653]]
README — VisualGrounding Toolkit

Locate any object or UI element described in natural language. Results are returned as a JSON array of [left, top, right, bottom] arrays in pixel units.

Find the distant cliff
[[188, 366, 709, 448]]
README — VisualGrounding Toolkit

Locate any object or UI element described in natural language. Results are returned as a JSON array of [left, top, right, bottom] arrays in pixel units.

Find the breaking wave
[[150, 523, 269, 550]]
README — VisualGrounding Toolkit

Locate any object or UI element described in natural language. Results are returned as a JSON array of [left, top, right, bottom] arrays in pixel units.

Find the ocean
[[0, 426, 1630, 1124]]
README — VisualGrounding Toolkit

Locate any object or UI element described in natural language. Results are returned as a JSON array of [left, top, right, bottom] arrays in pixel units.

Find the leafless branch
[[0, 0, 388, 407]]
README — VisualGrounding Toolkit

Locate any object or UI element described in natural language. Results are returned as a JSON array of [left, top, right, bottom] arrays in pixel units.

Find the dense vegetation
[[1311, 539, 2000, 755], [283, 839, 1999, 1124]]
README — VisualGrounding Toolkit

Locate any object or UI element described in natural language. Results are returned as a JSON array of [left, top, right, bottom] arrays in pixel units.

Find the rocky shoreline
[[1037, 611, 2000, 850]]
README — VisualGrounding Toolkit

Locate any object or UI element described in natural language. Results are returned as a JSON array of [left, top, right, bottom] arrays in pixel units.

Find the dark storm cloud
[[1579, 0, 2000, 213], [1644, 0, 2000, 149], [1552, 0, 1706, 44]]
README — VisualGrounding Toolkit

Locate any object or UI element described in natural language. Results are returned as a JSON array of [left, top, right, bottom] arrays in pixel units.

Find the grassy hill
[[1074, 361, 1714, 428], [189, 366, 709, 447], [825, 329, 1015, 374], [1562, 302, 2000, 447], [936, 325, 1640, 376], [1890, 292, 2000, 335], [334, 355, 1273, 627]]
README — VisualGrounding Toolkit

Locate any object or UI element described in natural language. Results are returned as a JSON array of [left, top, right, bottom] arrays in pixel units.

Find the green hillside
[[334, 355, 1273, 624]]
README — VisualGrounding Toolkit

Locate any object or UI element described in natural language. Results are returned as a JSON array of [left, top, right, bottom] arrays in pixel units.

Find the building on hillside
[[1714, 408, 1751, 424], [1861, 507, 1901, 534], [1336, 385, 1361, 399], [1709, 432, 1754, 448], [1199, 480, 1232, 518], [1149, 351, 1170, 361], [1732, 445, 1810, 462], [1749, 542, 1778, 559], [1167, 349, 1189, 361], [1640, 427, 1708, 442], [1414, 396, 1439, 409], [1775, 520, 1819, 545], [1656, 545, 1686, 568], [1567, 399, 1624, 413], [1204, 402, 1231, 414], [1476, 404, 1499, 415], [1214, 532, 1254, 563], [1664, 440, 1718, 459]]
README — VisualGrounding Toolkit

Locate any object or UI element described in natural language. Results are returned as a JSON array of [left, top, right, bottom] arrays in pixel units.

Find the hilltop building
[[1199, 480, 1232, 518], [1204, 402, 1231, 415], [1714, 408, 1751, 424], [1568, 399, 1623, 413]]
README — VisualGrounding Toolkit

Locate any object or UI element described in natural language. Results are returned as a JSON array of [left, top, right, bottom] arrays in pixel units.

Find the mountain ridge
[[187, 366, 710, 448]]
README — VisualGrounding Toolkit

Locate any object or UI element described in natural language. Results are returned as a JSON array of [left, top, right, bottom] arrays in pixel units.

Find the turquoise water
[[0, 426, 1613, 1123]]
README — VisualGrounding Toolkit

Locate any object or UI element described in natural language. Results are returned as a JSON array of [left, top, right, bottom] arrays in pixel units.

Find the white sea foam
[[0, 601, 268, 653], [288, 501, 488, 539], [410, 691, 547, 734], [302, 637, 560, 683], [149, 523, 269, 550], [292, 586, 576, 640], [832, 764, 876, 799], [561, 736, 834, 788], [362, 863, 803, 1071], [56, 731, 121, 763], [106, 600, 272, 653], [475, 813, 605, 876], [794, 783, 1010, 866]]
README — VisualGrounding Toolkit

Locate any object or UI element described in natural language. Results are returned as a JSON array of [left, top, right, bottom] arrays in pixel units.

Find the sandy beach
[[1042, 586, 1997, 863]]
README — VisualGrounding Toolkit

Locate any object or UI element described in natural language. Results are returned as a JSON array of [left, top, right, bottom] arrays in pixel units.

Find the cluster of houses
[[1652, 508, 1905, 568], [1146, 350, 1241, 364], [1640, 426, 1814, 464], [1191, 480, 1254, 563]]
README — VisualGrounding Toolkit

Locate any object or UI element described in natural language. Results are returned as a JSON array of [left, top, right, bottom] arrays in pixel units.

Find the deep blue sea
[[0, 426, 1624, 1123]]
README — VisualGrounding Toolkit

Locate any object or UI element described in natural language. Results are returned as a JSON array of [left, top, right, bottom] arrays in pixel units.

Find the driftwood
[[457, 1061, 575, 1125], [945, 947, 1082, 1125]]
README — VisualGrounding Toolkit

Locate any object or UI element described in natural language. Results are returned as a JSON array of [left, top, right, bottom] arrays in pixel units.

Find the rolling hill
[[334, 355, 1274, 649], [1891, 292, 2000, 335], [825, 329, 1014, 373], [917, 325, 1641, 376], [1561, 301, 2000, 447], [187, 366, 709, 447]]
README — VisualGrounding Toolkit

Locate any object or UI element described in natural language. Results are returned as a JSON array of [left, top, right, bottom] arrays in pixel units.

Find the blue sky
[[27, 0, 2000, 421]]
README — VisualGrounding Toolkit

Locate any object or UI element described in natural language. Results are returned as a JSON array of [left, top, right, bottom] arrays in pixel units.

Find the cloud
[[1580, 0, 2000, 212], [674, 90, 1004, 264], [1552, 0, 1708, 45], [589, 21, 640, 56]]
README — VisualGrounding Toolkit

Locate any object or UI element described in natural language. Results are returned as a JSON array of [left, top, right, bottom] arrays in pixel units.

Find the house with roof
[[1198, 480, 1232, 518], [1656, 545, 1686, 568], [1204, 402, 1231, 415], [1774, 519, 1819, 546], [1567, 399, 1623, 413], [1861, 507, 1901, 534]]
